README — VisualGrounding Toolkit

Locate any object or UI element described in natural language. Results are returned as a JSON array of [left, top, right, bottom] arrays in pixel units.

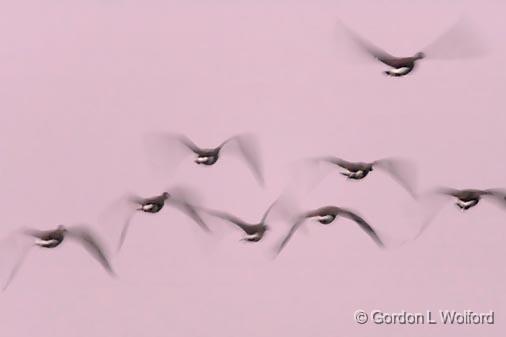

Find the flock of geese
[[0, 17, 499, 291], [2, 132, 505, 291]]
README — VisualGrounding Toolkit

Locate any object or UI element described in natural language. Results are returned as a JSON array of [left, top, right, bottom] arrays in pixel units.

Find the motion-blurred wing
[[484, 189, 506, 209], [288, 157, 346, 193], [412, 190, 451, 240], [0, 232, 34, 291], [374, 158, 418, 198], [116, 212, 136, 252], [275, 217, 307, 256], [143, 132, 200, 173], [167, 186, 210, 232], [222, 134, 264, 186], [339, 209, 384, 248], [99, 193, 139, 252], [422, 17, 486, 59], [204, 209, 252, 233], [339, 21, 400, 67], [67, 225, 115, 276], [434, 186, 460, 197], [317, 156, 355, 170]]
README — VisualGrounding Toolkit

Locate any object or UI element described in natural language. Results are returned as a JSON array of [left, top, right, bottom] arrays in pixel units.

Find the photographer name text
[[354, 309, 495, 325]]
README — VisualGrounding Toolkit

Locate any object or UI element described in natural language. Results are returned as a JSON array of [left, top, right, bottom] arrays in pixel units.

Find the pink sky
[[0, 1, 505, 336]]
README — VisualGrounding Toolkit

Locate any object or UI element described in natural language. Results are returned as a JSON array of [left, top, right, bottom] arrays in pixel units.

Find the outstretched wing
[[167, 186, 210, 232], [422, 17, 486, 60], [116, 212, 136, 252], [318, 156, 357, 171], [220, 134, 264, 186], [288, 156, 351, 193], [339, 209, 384, 248], [275, 216, 307, 256], [0, 231, 34, 291], [99, 193, 140, 252], [203, 208, 252, 234], [339, 21, 400, 67], [175, 134, 202, 154], [260, 198, 285, 223], [143, 132, 201, 173], [373, 158, 418, 198], [483, 189, 506, 209], [412, 190, 452, 240], [434, 187, 460, 197], [67, 225, 115, 276]]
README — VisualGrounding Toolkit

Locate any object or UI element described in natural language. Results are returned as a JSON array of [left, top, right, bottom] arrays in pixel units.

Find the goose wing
[[483, 189, 506, 209], [66, 225, 115, 276], [219, 134, 264, 186], [203, 209, 254, 234], [434, 187, 460, 197], [373, 158, 418, 198], [116, 212, 136, 252], [422, 17, 486, 59], [339, 22, 401, 67], [0, 231, 35, 291], [143, 132, 202, 172], [275, 216, 309, 256], [166, 186, 210, 232], [338, 208, 384, 248], [317, 156, 357, 171]]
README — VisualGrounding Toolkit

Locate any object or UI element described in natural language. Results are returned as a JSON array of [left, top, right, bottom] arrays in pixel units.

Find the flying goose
[[275, 206, 384, 256], [436, 187, 506, 211], [201, 199, 284, 242], [144, 133, 264, 185], [414, 187, 506, 239], [117, 187, 210, 251], [310, 156, 417, 198], [340, 18, 485, 77], [2, 224, 114, 291]]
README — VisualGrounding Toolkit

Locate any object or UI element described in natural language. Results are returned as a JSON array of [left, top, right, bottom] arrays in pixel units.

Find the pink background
[[0, 1, 505, 336]]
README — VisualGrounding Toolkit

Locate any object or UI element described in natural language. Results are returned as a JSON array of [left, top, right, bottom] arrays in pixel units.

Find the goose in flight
[[2, 224, 114, 291], [202, 199, 285, 242], [414, 187, 506, 239], [275, 206, 384, 256], [435, 187, 506, 211], [116, 187, 210, 251], [340, 18, 485, 77], [144, 133, 264, 185], [308, 156, 417, 198]]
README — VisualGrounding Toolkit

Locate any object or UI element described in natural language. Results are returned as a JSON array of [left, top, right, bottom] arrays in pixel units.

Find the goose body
[[456, 199, 479, 210], [135, 193, 169, 213], [31, 227, 66, 248], [341, 169, 370, 180], [378, 56, 420, 77], [384, 65, 415, 76], [436, 188, 506, 211], [317, 214, 336, 224], [193, 148, 220, 165], [314, 156, 417, 198]]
